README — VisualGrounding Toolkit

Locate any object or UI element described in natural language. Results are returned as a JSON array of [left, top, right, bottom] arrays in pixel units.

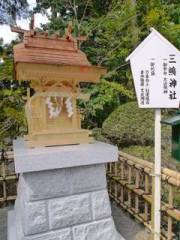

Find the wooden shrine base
[[25, 129, 94, 148]]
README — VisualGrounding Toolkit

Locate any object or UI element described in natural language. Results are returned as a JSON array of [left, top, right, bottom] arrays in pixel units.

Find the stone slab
[[91, 190, 111, 220], [20, 169, 70, 201], [72, 218, 120, 240], [8, 210, 125, 240], [69, 164, 107, 195], [8, 210, 72, 240], [13, 138, 118, 173], [19, 164, 106, 201], [49, 194, 91, 229], [21, 200, 48, 236]]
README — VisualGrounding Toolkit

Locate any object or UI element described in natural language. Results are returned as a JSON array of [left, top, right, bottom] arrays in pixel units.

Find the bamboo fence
[[0, 150, 179, 239], [0, 150, 17, 205], [107, 151, 180, 240]]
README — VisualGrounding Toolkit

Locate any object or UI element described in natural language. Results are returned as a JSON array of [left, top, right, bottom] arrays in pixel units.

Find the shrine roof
[[13, 33, 91, 67], [12, 27, 106, 83]]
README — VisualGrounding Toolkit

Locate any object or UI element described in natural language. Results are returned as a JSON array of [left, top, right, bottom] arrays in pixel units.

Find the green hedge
[[102, 101, 171, 148]]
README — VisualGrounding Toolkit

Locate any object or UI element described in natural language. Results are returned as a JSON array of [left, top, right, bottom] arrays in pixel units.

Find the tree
[[34, 0, 180, 128], [0, 38, 4, 55], [1, 0, 179, 135], [0, 41, 28, 149], [35, 0, 113, 35], [80, 80, 134, 128], [34, 0, 91, 35], [136, 0, 180, 48], [0, 0, 29, 24], [78, 0, 138, 127]]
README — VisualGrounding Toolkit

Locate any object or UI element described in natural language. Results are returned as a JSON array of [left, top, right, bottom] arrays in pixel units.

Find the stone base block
[[10, 164, 121, 240], [20, 164, 107, 201], [8, 209, 124, 240], [8, 140, 122, 240], [13, 139, 118, 173]]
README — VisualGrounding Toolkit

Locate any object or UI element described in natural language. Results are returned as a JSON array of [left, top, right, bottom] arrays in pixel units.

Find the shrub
[[102, 101, 171, 148]]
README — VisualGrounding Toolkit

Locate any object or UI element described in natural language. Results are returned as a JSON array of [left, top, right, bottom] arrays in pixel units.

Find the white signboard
[[126, 28, 180, 108]]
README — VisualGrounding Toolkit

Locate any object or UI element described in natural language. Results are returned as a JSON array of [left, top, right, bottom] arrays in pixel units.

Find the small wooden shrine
[[12, 24, 106, 147]]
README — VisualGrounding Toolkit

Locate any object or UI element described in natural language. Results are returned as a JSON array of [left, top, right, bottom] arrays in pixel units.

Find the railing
[[107, 151, 180, 240], [0, 149, 180, 239], [0, 150, 17, 205]]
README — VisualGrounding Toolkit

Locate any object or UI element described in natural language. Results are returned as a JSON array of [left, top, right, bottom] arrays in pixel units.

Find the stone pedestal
[[8, 139, 123, 240]]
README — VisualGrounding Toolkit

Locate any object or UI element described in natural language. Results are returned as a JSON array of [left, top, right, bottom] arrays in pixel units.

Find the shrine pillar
[[8, 139, 122, 240]]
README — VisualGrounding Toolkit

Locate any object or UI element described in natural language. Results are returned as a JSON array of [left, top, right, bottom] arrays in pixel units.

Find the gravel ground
[[0, 207, 8, 240], [0, 202, 149, 240], [112, 201, 150, 240]]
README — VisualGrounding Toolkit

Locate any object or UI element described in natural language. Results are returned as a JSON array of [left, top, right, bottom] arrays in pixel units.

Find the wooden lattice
[[0, 151, 17, 205], [107, 151, 180, 240]]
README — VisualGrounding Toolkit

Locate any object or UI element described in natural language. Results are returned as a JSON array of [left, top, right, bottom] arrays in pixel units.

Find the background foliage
[[102, 101, 173, 147], [0, 0, 29, 24], [101, 102, 180, 169], [0, 40, 27, 148], [0, 0, 180, 166]]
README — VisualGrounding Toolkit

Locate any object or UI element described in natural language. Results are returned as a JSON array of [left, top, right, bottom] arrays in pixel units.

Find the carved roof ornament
[[11, 17, 87, 43], [29, 14, 35, 31], [65, 21, 73, 41]]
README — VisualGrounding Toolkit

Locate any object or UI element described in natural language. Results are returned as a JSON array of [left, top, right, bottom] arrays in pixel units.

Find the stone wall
[[15, 164, 119, 240]]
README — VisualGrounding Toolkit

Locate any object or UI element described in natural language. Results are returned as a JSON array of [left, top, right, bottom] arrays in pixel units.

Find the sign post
[[154, 109, 161, 240], [126, 28, 180, 240]]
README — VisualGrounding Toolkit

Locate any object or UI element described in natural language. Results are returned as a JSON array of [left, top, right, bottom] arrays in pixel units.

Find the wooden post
[[109, 162, 112, 175], [114, 162, 118, 200], [135, 169, 140, 214], [167, 217, 173, 240], [168, 185, 173, 209], [145, 174, 150, 221], [2, 161, 6, 201], [121, 161, 124, 179], [109, 163, 112, 194], [167, 185, 173, 240], [128, 165, 132, 208], [153, 109, 162, 240], [120, 161, 124, 203]]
